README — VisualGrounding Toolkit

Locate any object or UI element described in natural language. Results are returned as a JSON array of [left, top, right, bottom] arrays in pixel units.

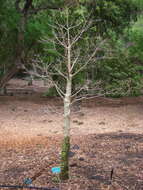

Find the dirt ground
[[0, 79, 143, 190]]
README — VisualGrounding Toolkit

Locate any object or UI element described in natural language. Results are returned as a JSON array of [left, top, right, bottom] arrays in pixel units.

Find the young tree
[[25, 0, 142, 179], [26, 8, 108, 180]]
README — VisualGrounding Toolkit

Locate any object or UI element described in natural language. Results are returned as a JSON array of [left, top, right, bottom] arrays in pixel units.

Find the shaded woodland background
[[0, 0, 143, 97]]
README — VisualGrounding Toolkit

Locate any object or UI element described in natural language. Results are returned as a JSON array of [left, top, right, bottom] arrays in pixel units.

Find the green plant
[[43, 86, 59, 97]]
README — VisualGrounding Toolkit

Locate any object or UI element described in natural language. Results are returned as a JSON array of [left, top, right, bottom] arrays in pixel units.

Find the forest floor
[[0, 79, 143, 190]]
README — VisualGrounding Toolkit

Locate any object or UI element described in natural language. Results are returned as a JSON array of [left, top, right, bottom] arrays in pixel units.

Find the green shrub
[[43, 86, 59, 97]]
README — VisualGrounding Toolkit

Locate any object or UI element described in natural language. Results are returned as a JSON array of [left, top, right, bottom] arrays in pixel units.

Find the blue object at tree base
[[51, 167, 61, 174]]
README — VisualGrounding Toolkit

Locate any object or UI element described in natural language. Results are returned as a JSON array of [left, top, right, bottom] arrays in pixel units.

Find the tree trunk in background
[[0, 65, 19, 89], [0, 14, 27, 89], [15, 14, 26, 67]]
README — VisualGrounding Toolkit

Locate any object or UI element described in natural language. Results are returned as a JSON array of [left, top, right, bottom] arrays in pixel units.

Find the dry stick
[[71, 93, 105, 104], [111, 172, 131, 190], [71, 20, 92, 46], [54, 32, 67, 48], [70, 49, 81, 72], [53, 67, 68, 80], [53, 82, 65, 99], [72, 40, 107, 77], [110, 168, 114, 184]]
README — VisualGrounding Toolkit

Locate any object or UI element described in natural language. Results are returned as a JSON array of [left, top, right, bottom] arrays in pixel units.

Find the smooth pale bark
[[60, 78, 72, 180], [60, 24, 72, 179]]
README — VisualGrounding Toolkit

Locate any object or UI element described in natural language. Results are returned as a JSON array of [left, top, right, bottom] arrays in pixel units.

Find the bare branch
[[72, 39, 107, 76], [92, 56, 116, 62], [71, 93, 105, 105], [70, 49, 81, 72], [72, 47, 99, 76], [54, 31, 67, 48], [71, 80, 107, 104], [71, 20, 92, 46], [55, 22, 68, 31], [52, 81, 65, 99], [22, 64, 41, 79], [53, 66, 68, 80], [69, 22, 83, 30], [56, 52, 66, 59], [71, 86, 84, 98], [41, 37, 63, 47], [58, 26, 67, 47]]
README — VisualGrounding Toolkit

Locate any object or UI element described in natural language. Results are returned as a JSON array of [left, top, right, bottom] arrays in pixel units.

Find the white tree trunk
[[60, 22, 72, 179], [64, 79, 72, 136], [60, 78, 72, 180]]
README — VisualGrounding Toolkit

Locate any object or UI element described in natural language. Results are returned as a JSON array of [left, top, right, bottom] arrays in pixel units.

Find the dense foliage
[[0, 0, 143, 97]]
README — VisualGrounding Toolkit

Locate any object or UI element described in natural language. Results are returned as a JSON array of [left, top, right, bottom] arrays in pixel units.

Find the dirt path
[[0, 95, 143, 148], [0, 80, 143, 189]]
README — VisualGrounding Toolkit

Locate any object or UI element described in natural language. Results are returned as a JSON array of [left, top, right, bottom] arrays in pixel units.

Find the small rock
[[88, 175, 97, 180], [68, 151, 75, 157], [72, 144, 80, 150], [88, 175, 103, 180], [43, 156, 49, 161], [70, 163, 78, 167], [78, 157, 84, 161], [37, 134, 42, 136], [77, 121, 84, 125], [125, 145, 130, 149], [99, 121, 105, 125], [89, 154, 96, 158], [41, 119, 47, 122], [11, 108, 16, 111], [73, 120, 78, 123], [79, 112, 85, 117]]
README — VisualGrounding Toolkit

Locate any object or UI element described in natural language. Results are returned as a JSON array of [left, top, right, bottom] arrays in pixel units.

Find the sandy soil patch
[[0, 79, 142, 189], [0, 95, 143, 148]]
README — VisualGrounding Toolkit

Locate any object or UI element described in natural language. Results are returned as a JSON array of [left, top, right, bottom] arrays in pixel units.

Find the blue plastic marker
[[51, 167, 61, 174], [24, 178, 33, 185]]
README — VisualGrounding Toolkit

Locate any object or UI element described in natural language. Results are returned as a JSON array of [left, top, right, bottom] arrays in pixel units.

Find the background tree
[[0, 0, 139, 90], [0, 0, 63, 89]]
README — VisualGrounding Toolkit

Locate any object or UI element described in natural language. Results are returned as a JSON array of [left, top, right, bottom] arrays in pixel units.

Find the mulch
[[0, 133, 143, 190]]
